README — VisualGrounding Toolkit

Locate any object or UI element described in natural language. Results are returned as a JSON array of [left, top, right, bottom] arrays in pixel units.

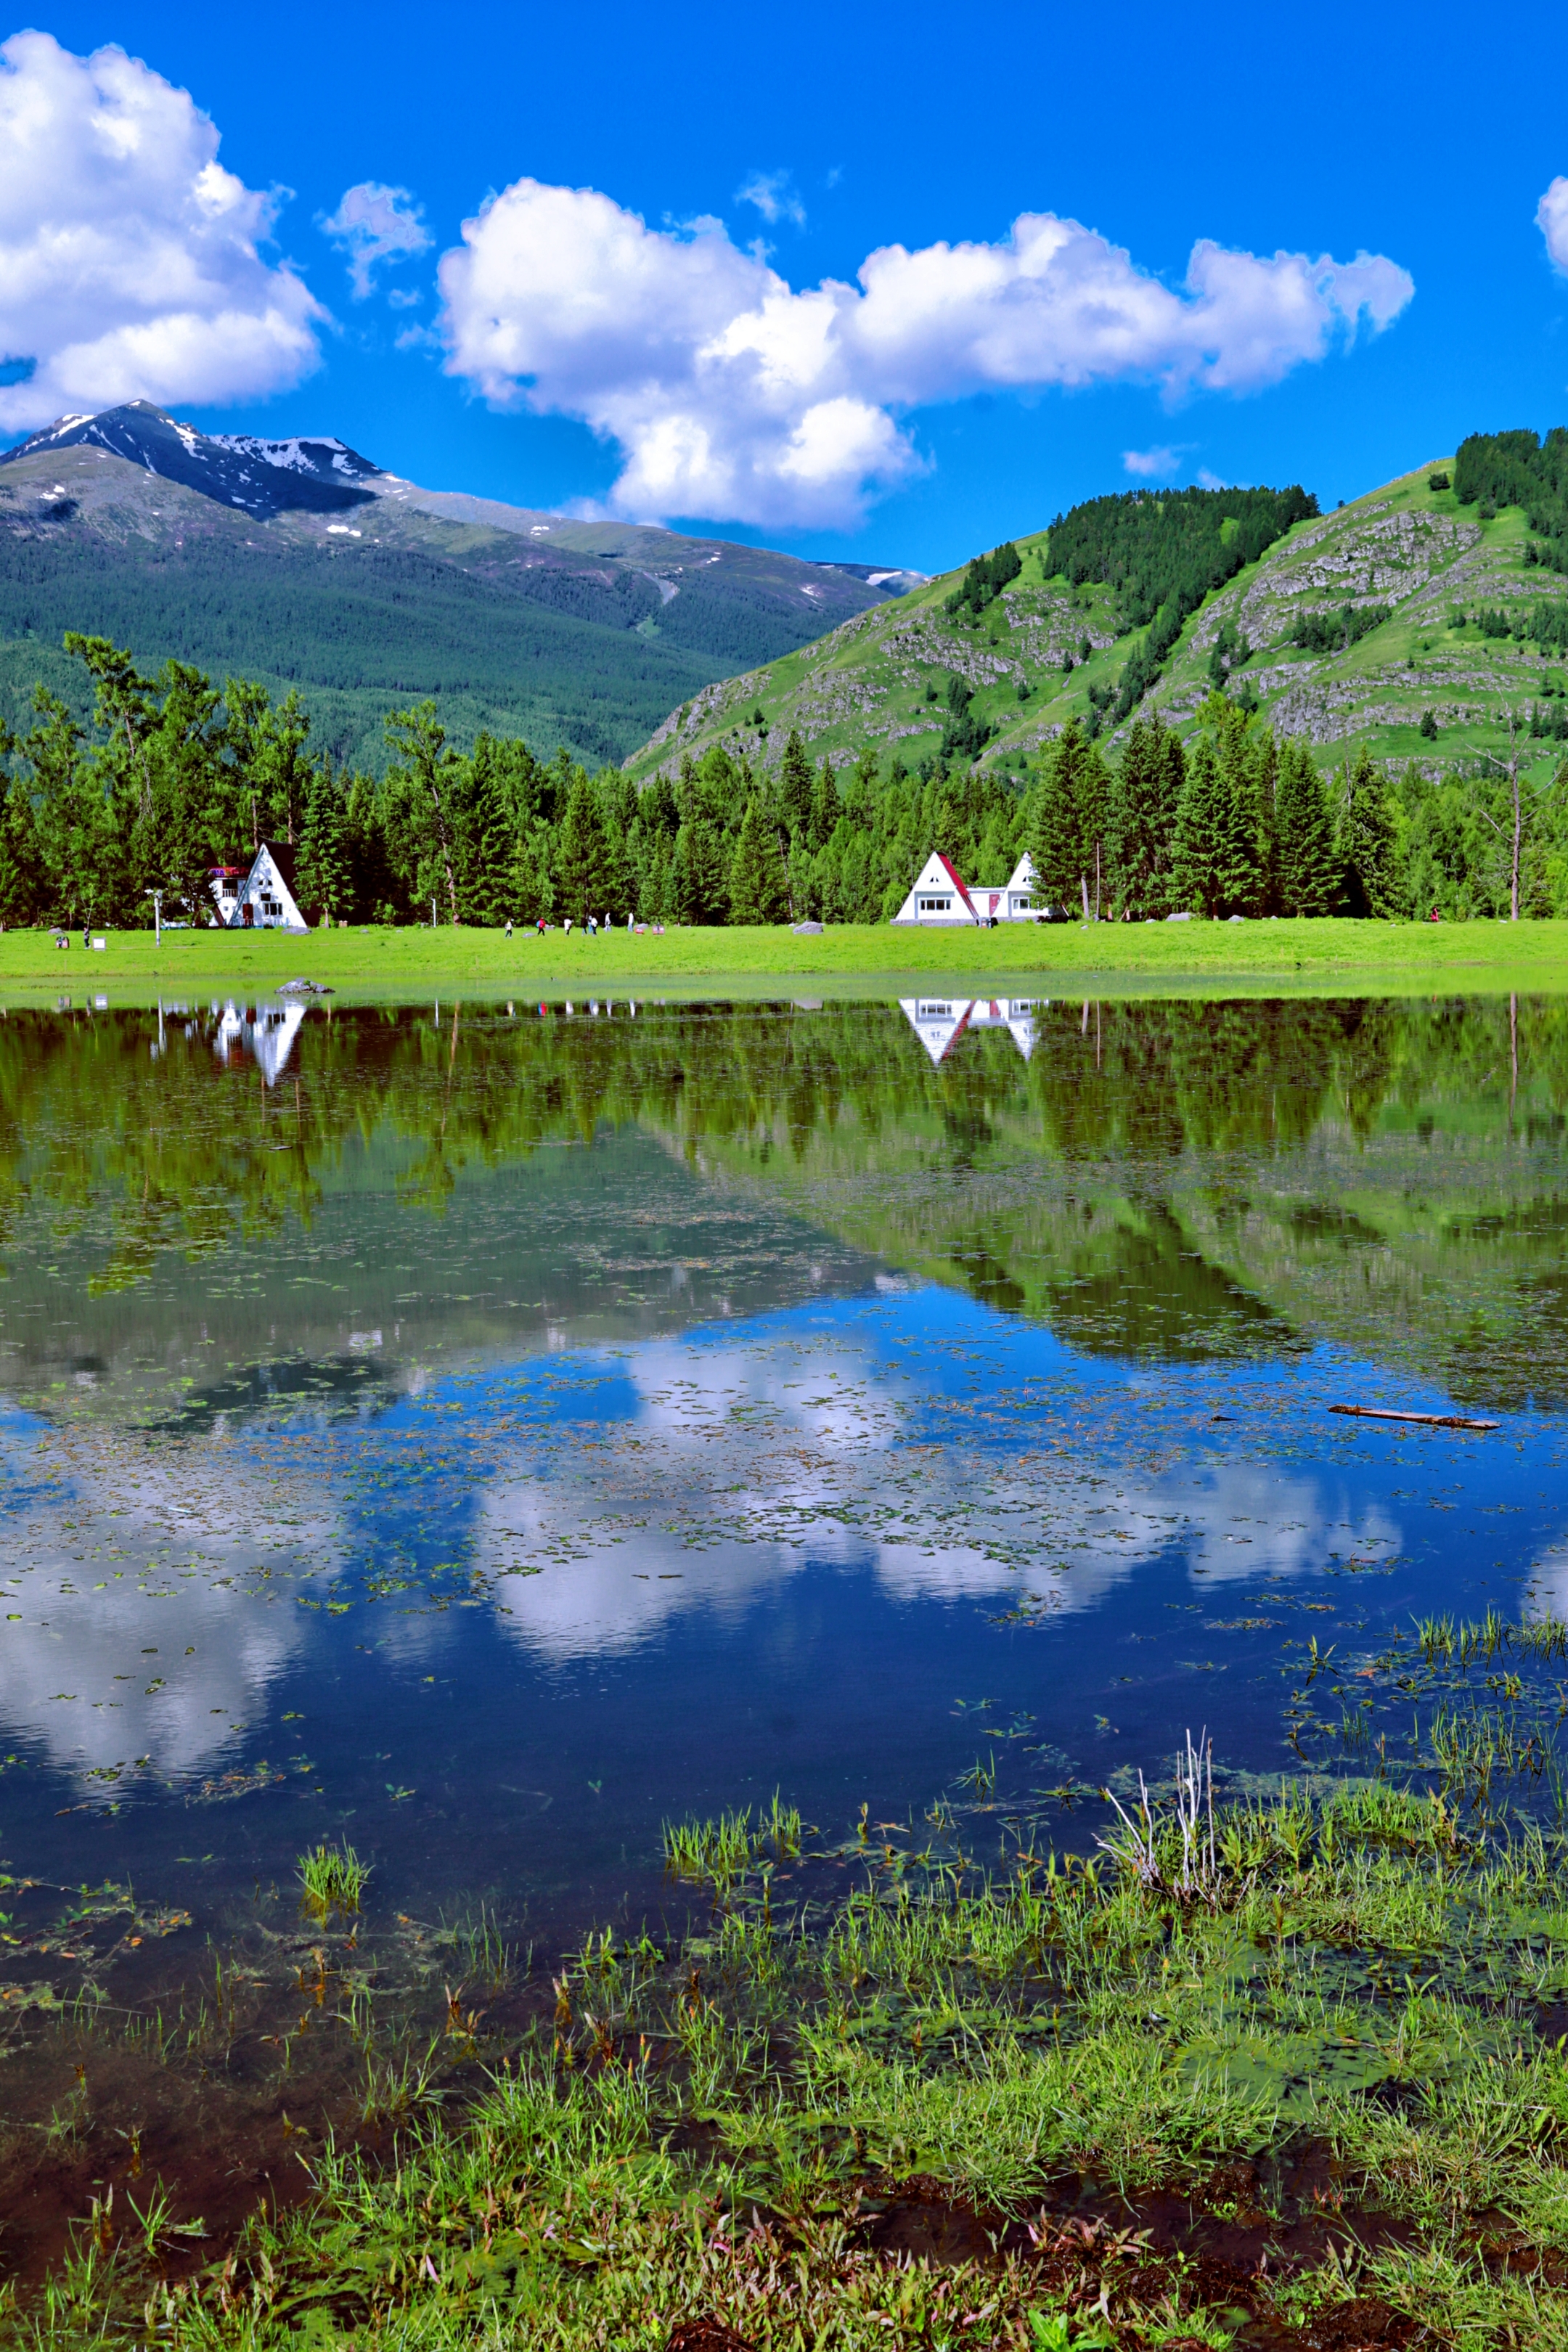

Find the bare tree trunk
[[1511, 992, 1518, 1124], [1506, 709, 1521, 921], [1080, 874, 1091, 923]]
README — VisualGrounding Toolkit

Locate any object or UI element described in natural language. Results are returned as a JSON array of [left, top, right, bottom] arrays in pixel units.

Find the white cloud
[[321, 179, 433, 299], [738, 170, 806, 229], [1124, 444, 1182, 476], [0, 30, 324, 436], [437, 179, 1414, 528], [1539, 176, 1568, 273]]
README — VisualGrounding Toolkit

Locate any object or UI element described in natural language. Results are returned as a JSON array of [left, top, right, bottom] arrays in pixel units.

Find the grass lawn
[[8, 917, 1568, 1003]]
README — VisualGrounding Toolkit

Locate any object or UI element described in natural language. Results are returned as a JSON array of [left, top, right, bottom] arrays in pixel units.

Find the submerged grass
[[16, 1775, 1568, 2346]]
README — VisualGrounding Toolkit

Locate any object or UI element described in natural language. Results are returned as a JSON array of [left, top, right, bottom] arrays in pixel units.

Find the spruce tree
[[297, 761, 354, 923], [779, 728, 814, 840], [1274, 738, 1339, 914], [1109, 713, 1183, 915], [1029, 719, 1109, 910], [809, 756, 838, 851], [1172, 738, 1232, 915], [729, 796, 790, 924], [1339, 746, 1399, 916], [676, 814, 728, 924], [554, 769, 608, 925], [1170, 702, 1265, 917], [457, 735, 515, 923]]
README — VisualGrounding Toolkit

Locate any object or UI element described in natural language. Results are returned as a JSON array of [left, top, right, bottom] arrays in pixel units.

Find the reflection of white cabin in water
[[213, 1000, 307, 1084], [899, 997, 1045, 1066]]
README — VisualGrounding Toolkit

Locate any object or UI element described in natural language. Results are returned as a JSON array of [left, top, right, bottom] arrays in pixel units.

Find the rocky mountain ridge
[[625, 456, 1568, 789], [0, 405, 923, 771]]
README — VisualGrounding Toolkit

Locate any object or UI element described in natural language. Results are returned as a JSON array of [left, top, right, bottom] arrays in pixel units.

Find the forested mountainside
[[605, 430, 1568, 922], [0, 404, 919, 773], [627, 435, 1568, 792], [4, 426, 1567, 931]]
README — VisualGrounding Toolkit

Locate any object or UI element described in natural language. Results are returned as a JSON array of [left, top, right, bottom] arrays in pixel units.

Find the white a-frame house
[[208, 842, 310, 931], [891, 851, 1040, 926]]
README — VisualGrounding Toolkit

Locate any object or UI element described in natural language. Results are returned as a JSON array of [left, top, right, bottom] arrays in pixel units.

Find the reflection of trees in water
[[2, 995, 1567, 1396]]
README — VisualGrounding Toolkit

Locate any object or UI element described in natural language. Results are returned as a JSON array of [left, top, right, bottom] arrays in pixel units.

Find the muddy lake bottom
[[3, 989, 1568, 2342]]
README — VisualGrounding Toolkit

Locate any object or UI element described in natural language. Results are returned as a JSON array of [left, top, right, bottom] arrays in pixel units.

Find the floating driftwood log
[[1329, 1404, 1498, 1432]]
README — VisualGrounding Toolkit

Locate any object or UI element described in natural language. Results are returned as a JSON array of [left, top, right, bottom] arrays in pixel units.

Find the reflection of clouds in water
[[1524, 1536, 1568, 1617], [0, 1413, 338, 1779], [483, 1343, 1401, 1661]]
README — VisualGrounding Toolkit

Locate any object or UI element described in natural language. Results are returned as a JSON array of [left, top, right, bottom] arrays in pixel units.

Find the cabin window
[[917, 1002, 955, 1018], [917, 894, 952, 913]]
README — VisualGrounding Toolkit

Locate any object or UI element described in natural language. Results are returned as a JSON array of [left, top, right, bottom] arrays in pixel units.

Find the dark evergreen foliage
[[1338, 746, 1399, 918], [1455, 428, 1568, 573], [1292, 603, 1392, 653], [944, 542, 1021, 622], [939, 675, 992, 766], [728, 796, 790, 924], [1274, 738, 1340, 915], [1108, 713, 1183, 918]]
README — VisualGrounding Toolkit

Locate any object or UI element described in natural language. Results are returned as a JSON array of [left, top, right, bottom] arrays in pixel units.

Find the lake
[[2, 987, 1567, 2261]]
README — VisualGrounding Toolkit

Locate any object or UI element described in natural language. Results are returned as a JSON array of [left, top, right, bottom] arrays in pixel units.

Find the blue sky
[[3, 0, 1567, 571]]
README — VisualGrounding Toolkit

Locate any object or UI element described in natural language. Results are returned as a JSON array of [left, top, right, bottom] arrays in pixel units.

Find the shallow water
[[2, 989, 1568, 2255]]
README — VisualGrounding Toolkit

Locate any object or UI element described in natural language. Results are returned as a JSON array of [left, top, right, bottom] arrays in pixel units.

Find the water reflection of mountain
[[1, 994, 1564, 1413]]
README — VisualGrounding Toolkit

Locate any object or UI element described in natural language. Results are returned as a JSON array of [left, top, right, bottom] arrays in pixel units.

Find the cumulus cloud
[[322, 179, 433, 298], [0, 30, 324, 436], [1123, 444, 1182, 476], [1540, 176, 1568, 272], [737, 170, 806, 229], [437, 179, 1415, 528]]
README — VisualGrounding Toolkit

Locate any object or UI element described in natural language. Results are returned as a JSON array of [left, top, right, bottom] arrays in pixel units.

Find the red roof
[[934, 853, 976, 913]]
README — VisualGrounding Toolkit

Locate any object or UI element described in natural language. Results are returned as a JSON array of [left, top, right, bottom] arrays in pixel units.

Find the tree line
[[1, 634, 1564, 930], [1029, 695, 1568, 921]]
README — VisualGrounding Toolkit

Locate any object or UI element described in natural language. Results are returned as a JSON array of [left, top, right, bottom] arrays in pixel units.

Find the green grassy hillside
[[624, 454, 1568, 794]]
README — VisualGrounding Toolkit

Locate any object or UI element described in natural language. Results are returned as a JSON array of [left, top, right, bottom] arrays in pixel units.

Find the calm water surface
[[2, 989, 1568, 2242]]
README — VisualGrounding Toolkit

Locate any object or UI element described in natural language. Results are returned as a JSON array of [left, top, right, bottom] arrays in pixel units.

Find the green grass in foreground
[[18, 1769, 1568, 2351], [7, 916, 1568, 1002]]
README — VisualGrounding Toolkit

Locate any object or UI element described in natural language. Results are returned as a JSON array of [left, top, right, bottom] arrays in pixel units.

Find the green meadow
[[7, 916, 1568, 1002]]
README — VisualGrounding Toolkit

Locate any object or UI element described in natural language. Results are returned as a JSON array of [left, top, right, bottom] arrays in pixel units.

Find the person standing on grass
[[505, 918, 513, 939]]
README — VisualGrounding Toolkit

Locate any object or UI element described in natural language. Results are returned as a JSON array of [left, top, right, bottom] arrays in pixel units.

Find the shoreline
[[13, 1764, 1568, 2350], [3, 915, 1567, 1005]]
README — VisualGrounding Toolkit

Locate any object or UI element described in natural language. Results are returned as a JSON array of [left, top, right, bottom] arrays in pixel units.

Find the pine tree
[[296, 761, 354, 923], [1171, 703, 1265, 917], [1029, 719, 1109, 910], [384, 701, 462, 922], [809, 756, 838, 851], [554, 769, 608, 924], [779, 728, 813, 840], [1109, 713, 1183, 915], [1274, 738, 1339, 915], [456, 735, 515, 923], [507, 822, 555, 923], [1339, 746, 1399, 916], [729, 796, 790, 924], [676, 815, 728, 924]]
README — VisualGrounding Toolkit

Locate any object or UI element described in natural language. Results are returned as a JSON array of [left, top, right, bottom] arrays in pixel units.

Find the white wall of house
[[224, 844, 308, 932], [891, 852, 979, 926]]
